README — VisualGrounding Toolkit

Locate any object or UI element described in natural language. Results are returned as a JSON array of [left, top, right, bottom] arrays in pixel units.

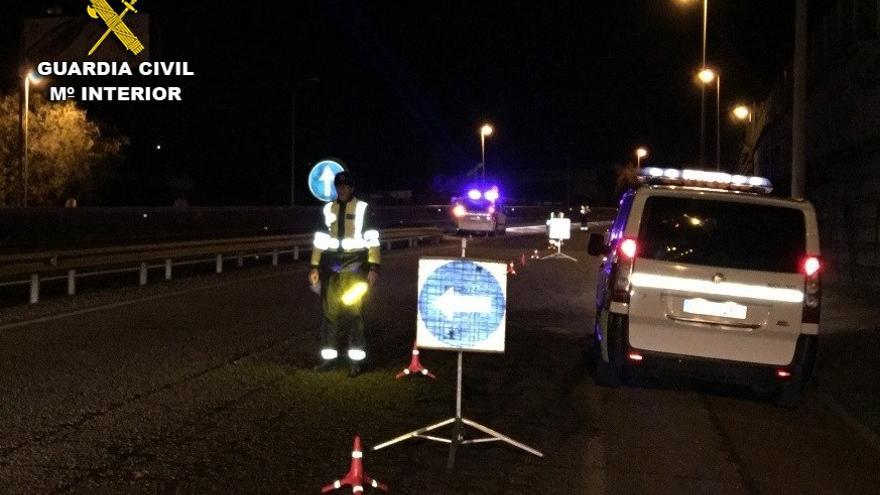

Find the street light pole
[[19, 71, 40, 208], [480, 132, 485, 180], [479, 124, 493, 180], [700, 0, 708, 166], [291, 77, 319, 207], [696, 67, 720, 170], [792, 0, 807, 199], [715, 74, 721, 171]]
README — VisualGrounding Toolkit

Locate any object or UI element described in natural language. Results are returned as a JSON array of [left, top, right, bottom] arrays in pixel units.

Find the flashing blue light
[[484, 187, 499, 202], [467, 189, 482, 200]]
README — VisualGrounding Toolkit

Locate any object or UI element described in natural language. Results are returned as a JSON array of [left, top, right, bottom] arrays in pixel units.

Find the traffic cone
[[507, 261, 517, 276], [396, 343, 436, 379], [321, 435, 388, 493]]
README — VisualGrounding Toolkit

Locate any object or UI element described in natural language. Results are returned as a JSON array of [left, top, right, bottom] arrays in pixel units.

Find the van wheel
[[595, 314, 627, 387], [774, 335, 817, 409]]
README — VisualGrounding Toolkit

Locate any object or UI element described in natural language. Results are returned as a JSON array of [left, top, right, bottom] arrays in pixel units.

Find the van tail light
[[619, 239, 637, 259], [611, 238, 638, 304], [802, 255, 821, 324]]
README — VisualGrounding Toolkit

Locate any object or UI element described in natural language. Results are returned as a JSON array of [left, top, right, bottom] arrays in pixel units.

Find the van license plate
[[683, 298, 747, 320]]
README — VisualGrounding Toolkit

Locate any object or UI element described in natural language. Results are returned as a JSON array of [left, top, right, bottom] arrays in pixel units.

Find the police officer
[[309, 171, 380, 377]]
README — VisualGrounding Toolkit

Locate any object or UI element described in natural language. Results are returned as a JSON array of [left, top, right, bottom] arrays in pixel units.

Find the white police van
[[587, 168, 821, 407], [451, 185, 507, 235]]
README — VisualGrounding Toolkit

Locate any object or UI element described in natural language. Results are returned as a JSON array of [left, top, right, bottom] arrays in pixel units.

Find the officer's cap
[[334, 171, 354, 187]]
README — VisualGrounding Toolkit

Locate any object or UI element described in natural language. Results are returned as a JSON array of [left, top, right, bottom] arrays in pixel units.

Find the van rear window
[[638, 196, 806, 273]]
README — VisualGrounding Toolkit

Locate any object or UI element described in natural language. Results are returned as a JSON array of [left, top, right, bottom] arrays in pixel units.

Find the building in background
[[743, 0, 880, 287]]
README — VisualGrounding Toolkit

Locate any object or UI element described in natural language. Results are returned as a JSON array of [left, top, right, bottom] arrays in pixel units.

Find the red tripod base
[[395, 344, 436, 379], [321, 435, 388, 493]]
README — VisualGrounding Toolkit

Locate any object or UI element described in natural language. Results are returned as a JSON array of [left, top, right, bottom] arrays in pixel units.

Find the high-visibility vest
[[311, 198, 381, 267]]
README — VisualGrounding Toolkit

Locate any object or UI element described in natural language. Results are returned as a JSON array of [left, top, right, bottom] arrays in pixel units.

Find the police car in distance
[[587, 168, 820, 408], [451, 185, 507, 235]]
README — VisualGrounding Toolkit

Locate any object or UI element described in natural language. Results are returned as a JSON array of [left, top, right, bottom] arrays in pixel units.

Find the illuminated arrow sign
[[416, 258, 507, 353], [319, 164, 336, 198], [307, 159, 346, 202], [435, 288, 491, 320]]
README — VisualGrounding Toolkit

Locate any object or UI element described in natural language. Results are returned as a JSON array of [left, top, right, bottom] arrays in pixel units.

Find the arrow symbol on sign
[[319, 165, 336, 198], [435, 287, 491, 320]]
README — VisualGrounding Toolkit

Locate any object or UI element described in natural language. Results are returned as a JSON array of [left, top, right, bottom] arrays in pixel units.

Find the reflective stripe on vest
[[314, 199, 376, 252]]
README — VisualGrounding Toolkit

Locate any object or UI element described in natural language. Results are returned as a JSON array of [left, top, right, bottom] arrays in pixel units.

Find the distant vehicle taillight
[[802, 255, 821, 323], [611, 238, 638, 303], [452, 204, 466, 218]]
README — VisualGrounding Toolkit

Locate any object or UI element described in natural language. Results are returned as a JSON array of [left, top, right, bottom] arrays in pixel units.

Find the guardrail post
[[67, 270, 76, 296], [165, 259, 173, 281], [408, 238, 415, 248], [30, 274, 40, 304], [139, 262, 148, 286], [272, 250, 279, 266], [216, 254, 223, 274], [385, 241, 391, 251], [237, 252, 244, 268], [293, 245, 300, 261]]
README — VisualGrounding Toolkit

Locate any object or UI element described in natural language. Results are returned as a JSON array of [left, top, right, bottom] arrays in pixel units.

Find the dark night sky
[[1, 1, 801, 206]]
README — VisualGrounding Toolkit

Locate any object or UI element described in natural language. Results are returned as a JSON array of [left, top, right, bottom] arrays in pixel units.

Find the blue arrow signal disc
[[417, 259, 506, 349], [308, 160, 346, 202]]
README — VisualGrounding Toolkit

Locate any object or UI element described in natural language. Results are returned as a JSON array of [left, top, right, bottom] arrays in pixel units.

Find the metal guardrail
[[0, 227, 443, 305], [0, 205, 569, 253]]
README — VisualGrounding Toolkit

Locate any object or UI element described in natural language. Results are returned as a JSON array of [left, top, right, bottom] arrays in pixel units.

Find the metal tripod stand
[[372, 352, 543, 469]]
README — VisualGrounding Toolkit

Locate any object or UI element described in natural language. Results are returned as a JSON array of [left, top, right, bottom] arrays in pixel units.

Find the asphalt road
[[1, 232, 879, 494]]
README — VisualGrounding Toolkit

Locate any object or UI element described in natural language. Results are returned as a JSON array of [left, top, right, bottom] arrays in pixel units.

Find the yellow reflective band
[[341, 282, 369, 305], [629, 273, 804, 303]]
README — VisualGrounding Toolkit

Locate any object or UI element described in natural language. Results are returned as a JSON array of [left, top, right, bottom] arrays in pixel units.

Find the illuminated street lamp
[[696, 67, 721, 171], [479, 123, 494, 180], [732, 104, 751, 122], [635, 147, 649, 168], [20, 70, 43, 207]]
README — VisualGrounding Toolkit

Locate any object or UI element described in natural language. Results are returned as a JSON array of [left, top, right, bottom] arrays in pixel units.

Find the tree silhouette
[[0, 93, 128, 206]]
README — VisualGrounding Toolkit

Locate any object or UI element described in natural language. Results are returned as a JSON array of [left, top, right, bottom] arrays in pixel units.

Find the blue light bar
[[637, 168, 772, 194]]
